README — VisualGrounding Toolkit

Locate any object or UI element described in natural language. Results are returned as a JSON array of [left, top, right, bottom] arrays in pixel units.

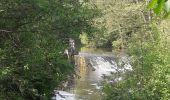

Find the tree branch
[[0, 29, 12, 33]]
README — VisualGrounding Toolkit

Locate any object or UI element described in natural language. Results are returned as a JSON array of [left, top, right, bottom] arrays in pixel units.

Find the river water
[[53, 48, 132, 100]]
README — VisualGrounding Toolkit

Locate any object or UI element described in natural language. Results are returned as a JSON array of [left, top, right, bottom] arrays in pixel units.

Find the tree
[[103, 0, 170, 100], [0, 0, 100, 99]]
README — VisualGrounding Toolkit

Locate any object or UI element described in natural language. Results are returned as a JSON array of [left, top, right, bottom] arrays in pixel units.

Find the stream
[[53, 48, 132, 100]]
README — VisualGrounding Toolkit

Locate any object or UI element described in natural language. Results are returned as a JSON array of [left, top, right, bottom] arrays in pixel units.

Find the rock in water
[[52, 90, 76, 100]]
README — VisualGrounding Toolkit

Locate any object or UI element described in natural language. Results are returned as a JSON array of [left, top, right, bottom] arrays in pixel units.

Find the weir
[[53, 50, 132, 100]]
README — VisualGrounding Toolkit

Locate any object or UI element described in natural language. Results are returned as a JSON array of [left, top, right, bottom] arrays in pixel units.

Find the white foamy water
[[53, 52, 132, 100]]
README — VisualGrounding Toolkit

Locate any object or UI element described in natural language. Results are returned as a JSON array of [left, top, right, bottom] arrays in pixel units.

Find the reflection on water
[[80, 47, 113, 54], [54, 48, 132, 100], [74, 55, 105, 100], [73, 48, 130, 100]]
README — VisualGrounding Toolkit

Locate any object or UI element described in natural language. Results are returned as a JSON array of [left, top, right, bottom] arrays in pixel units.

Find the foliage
[[0, 0, 100, 99], [103, 21, 170, 99], [102, 1, 170, 100], [79, 0, 151, 49], [148, 0, 170, 18]]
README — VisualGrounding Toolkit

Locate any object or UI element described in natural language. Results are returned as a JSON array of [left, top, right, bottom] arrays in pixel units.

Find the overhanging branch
[[0, 29, 12, 33]]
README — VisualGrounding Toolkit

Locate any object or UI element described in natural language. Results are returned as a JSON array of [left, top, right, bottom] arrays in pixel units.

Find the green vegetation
[[1, 0, 170, 100], [92, 0, 170, 100], [0, 0, 99, 99], [79, 0, 147, 48], [103, 21, 170, 100], [148, 0, 170, 18]]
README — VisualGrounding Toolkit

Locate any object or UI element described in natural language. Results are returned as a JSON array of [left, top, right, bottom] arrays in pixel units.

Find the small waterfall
[[53, 52, 132, 100], [76, 52, 132, 82]]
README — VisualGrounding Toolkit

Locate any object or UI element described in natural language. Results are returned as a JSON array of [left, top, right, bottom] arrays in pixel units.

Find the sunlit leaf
[[147, 0, 158, 9], [164, 0, 170, 12], [153, 0, 165, 15]]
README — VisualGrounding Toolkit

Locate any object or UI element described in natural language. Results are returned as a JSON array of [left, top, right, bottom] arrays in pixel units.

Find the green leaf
[[147, 0, 158, 9], [164, 0, 170, 12], [163, 10, 170, 18], [153, 0, 165, 15]]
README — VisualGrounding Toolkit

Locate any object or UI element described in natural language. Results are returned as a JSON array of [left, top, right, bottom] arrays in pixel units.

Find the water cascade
[[53, 51, 132, 100]]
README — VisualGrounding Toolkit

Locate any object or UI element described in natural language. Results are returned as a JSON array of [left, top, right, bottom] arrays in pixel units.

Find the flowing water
[[53, 48, 132, 100]]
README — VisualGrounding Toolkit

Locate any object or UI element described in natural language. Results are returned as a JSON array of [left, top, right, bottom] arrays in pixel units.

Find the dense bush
[[103, 22, 170, 99], [102, 1, 170, 99], [0, 0, 100, 99]]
